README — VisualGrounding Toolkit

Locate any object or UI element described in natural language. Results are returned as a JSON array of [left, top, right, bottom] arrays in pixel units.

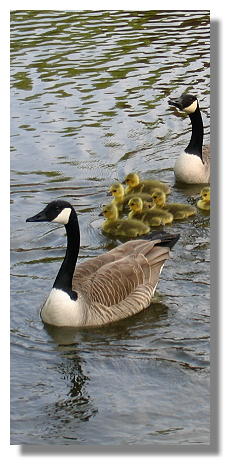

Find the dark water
[[10, 10, 210, 445]]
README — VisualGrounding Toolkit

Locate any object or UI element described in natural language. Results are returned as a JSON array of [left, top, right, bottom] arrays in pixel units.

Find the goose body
[[152, 189, 197, 220], [123, 173, 171, 195], [26, 200, 179, 327], [197, 186, 210, 211], [100, 203, 150, 237], [169, 94, 210, 184], [128, 197, 173, 226]]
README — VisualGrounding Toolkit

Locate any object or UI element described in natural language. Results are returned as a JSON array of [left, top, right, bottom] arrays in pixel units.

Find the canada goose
[[26, 200, 180, 327], [168, 94, 210, 184], [197, 186, 210, 211], [152, 189, 197, 220], [107, 182, 157, 212], [128, 197, 173, 226], [100, 203, 150, 237], [123, 173, 171, 195]]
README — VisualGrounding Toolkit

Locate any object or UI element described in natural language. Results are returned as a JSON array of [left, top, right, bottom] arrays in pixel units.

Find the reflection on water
[[11, 10, 210, 445]]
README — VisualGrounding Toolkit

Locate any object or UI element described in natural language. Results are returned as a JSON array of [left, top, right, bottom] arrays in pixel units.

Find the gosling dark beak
[[106, 191, 112, 196], [122, 180, 126, 184], [26, 209, 48, 222], [98, 212, 103, 217], [168, 97, 183, 110]]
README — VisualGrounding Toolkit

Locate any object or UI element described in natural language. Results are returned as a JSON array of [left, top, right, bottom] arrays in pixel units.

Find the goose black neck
[[185, 105, 203, 160], [53, 208, 80, 297]]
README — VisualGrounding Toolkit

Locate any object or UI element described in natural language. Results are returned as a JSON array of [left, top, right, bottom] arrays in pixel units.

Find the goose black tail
[[141, 231, 180, 250]]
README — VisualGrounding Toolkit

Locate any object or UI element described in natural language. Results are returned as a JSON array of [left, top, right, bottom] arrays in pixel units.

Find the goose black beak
[[26, 209, 48, 222], [168, 97, 182, 109]]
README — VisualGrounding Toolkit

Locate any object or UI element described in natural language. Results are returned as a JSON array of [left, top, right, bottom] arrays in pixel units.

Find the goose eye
[[54, 206, 61, 214]]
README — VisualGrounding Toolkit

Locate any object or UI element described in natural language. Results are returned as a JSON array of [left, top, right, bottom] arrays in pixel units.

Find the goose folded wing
[[82, 246, 169, 307], [73, 239, 156, 282], [80, 253, 153, 306]]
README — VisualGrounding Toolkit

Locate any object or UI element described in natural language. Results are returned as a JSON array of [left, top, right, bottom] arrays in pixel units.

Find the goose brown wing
[[72, 239, 155, 284], [87, 247, 170, 325], [83, 254, 151, 306], [72, 241, 171, 325], [72, 240, 150, 285], [75, 243, 170, 307]]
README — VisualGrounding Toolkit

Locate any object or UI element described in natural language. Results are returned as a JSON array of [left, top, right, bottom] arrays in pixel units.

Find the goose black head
[[168, 93, 198, 114], [26, 200, 74, 225]]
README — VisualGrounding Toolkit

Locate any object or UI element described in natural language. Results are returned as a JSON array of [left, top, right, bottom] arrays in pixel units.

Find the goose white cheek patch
[[52, 207, 72, 224], [183, 100, 198, 114]]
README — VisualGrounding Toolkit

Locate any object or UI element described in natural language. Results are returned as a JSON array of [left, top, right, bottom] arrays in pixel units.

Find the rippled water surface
[[10, 10, 210, 446]]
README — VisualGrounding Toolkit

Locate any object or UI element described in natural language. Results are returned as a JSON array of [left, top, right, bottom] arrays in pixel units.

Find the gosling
[[128, 197, 173, 226], [197, 187, 210, 211], [123, 173, 171, 195], [152, 189, 197, 220], [100, 203, 150, 237]]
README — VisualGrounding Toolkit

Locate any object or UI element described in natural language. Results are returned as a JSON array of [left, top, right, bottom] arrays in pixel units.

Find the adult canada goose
[[107, 182, 156, 212], [152, 189, 197, 220], [128, 197, 173, 226], [100, 203, 150, 237], [123, 173, 171, 195], [26, 200, 180, 327], [197, 186, 210, 211], [168, 94, 210, 184]]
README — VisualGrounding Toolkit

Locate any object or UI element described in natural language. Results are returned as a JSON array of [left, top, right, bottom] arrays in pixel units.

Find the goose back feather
[[71, 240, 171, 326]]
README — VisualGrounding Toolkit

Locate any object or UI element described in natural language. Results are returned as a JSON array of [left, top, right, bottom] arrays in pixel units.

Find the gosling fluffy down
[[100, 203, 150, 237], [123, 173, 171, 195], [197, 187, 210, 211], [107, 182, 154, 213], [128, 197, 173, 226], [152, 189, 197, 220]]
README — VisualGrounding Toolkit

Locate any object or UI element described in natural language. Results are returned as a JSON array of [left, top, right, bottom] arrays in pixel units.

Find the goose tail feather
[[140, 231, 180, 250]]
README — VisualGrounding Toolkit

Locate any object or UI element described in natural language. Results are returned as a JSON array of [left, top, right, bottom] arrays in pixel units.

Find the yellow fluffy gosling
[[123, 173, 171, 195], [197, 187, 210, 211], [108, 182, 156, 212], [128, 197, 173, 226], [152, 189, 197, 220], [100, 203, 150, 237]]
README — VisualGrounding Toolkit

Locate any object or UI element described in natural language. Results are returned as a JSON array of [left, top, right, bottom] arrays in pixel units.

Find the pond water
[[10, 10, 210, 446]]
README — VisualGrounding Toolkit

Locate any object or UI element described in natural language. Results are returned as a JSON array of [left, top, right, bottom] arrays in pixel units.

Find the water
[[10, 10, 210, 446]]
